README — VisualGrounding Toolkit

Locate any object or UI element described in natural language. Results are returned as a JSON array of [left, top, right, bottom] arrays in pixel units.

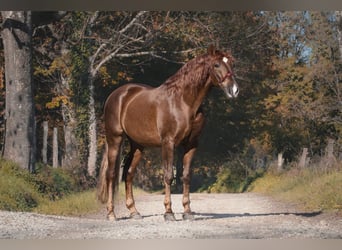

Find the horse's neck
[[162, 57, 212, 112], [182, 77, 212, 112]]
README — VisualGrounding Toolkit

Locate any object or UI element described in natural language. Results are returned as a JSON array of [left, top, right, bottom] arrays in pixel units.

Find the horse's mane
[[162, 50, 233, 95], [162, 53, 212, 95]]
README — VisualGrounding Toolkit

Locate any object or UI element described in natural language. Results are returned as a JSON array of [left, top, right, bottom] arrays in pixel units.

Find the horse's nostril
[[232, 84, 239, 97]]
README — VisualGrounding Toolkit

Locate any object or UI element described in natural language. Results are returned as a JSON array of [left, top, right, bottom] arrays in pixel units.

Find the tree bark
[[336, 11, 342, 61], [87, 75, 97, 177], [1, 11, 36, 171], [277, 152, 284, 172], [58, 53, 80, 169], [53, 127, 58, 168], [42, 121, 48, 164], [298, 148, 308, 169]]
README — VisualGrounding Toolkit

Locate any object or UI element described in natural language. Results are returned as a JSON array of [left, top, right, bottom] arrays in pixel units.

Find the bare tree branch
[[119, 11, 148, 34]]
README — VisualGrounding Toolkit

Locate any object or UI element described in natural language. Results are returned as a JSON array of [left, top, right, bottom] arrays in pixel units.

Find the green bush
[[250, 165, 342, 213], [33, 163, 79, 200], [0, 158, 102, 215], [0, 159, 43, 211], [0, 159, 82, 211], [208, 159, 263, 193]]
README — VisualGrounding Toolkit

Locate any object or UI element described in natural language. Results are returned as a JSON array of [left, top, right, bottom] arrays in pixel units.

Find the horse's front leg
[[181, 147, 196, 220], [162, 138, 176, 221], [182, 111, 205, 220]]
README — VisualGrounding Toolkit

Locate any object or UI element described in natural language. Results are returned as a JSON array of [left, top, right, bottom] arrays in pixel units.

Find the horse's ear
[[207, 44, 216, 55]]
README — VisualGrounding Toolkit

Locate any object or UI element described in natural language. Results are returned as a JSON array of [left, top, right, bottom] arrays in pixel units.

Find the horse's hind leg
[[106, 136, 123, 221], [123, 141, 143, 219]]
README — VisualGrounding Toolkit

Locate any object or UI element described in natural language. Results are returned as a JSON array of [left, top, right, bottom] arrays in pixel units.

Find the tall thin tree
[[1, 11, 36, 171]]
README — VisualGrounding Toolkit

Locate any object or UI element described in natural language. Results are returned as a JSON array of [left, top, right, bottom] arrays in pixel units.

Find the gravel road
[[1, 193, 341, 239]]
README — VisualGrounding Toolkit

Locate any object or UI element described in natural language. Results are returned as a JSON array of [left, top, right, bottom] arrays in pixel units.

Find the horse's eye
[[214, 63, 220, 68]]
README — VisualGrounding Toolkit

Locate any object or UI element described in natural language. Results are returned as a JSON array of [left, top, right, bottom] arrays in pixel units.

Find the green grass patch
[[35, 181, 148, 216], [35, 189, 101, 216], [249, 167, 342, 213], [0, 158, 147, 216], [0, 159, 44, 211]]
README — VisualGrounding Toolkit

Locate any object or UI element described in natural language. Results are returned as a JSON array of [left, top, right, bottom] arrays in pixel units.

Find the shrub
[[249, 164, 342, 213], [0, 158, 102, 215], [208, 159, 263, 193], [0, 159, 43, 211], [33, 163, 79, 200]]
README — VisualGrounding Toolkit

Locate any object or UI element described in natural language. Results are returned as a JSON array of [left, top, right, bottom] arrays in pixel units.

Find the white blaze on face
[[222, 57, 229, 63]]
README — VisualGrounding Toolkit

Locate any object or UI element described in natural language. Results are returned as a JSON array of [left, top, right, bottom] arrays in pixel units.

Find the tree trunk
[[42, 121, 48, 164], [87, 75, 97, 177], [298, 148, 308, 168], [53, 127, 58, 168], [277, 152, 284, 172], [336, 11, 342, 61], [1, 11, 35, 171], [59, 73, 80, 169]]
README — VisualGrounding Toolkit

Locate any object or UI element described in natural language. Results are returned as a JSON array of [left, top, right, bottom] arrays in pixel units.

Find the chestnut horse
[[97, 45, 239, 221]]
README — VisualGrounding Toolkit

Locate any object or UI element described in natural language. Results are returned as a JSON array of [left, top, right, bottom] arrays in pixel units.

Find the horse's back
[[104, 83, 153, 137]]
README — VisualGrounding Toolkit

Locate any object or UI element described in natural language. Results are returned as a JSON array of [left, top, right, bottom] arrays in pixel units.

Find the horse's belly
[[121, 88, 192, 147], [122, 99, 162, 147]]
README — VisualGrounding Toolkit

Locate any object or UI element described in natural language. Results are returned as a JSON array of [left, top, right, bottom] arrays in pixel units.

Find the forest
[[0, 11, 341, 196]]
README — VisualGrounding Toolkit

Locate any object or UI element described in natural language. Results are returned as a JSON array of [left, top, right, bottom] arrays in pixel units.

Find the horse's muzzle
[[223, 83, 239, 99]]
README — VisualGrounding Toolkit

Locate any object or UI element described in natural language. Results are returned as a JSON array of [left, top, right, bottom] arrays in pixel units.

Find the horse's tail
[[97, 142, 109, 203], [121, 152, 133, 182], [97, 141, 122, 204]]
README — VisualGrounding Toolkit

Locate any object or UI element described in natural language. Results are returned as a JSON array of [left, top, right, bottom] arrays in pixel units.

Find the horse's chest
[[158, 109, 193, 144]]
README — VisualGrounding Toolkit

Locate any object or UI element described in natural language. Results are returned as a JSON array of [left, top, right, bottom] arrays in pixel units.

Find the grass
[[35, 189, 101, 216], [0, 159, 43, 211], [33, 183, 147, 216], [3, 156, 341, 217], [0, 158, 147, 216], [249, 165, 342, 213]]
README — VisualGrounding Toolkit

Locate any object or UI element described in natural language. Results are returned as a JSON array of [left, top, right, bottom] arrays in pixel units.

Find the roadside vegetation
[[0, 158, 148, 216], [0, 158, 100, 216], [2, 156, 341, 216], [248, 162, 342, 214]]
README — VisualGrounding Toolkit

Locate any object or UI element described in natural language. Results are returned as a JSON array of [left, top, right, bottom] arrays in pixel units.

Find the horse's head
[[208, 45, 239, 99]]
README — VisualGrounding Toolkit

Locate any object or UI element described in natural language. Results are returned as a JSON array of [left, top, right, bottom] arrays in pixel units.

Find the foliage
[[0, 159, 43, 211], [35, 190, 101, 216], [1, 11, 341, 193], [33, 163, 79, 200], [0, 158, 149, 215], [249, 163, 342, 213], [0, 158, 92, 212], [209, 165, 264, 194], [260, 11, 341, 161]]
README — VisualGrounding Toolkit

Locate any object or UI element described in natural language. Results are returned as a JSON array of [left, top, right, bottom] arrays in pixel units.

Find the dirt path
[[1, 193, 341, 239]]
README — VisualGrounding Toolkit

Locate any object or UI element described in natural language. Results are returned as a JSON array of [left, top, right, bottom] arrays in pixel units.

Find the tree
[[262, 11, 341, 160], [33, 12, 81, 169], [77, 11, 154, 176], [1, 11, 35, 171], [71, 11, 208, 176]]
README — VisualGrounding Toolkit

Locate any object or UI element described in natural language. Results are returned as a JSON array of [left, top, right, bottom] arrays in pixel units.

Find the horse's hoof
[[164, 212, 176, 221], [107, 214, 117, 221], [182, 212, 195, 221], [130, 212, 143, 220]]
